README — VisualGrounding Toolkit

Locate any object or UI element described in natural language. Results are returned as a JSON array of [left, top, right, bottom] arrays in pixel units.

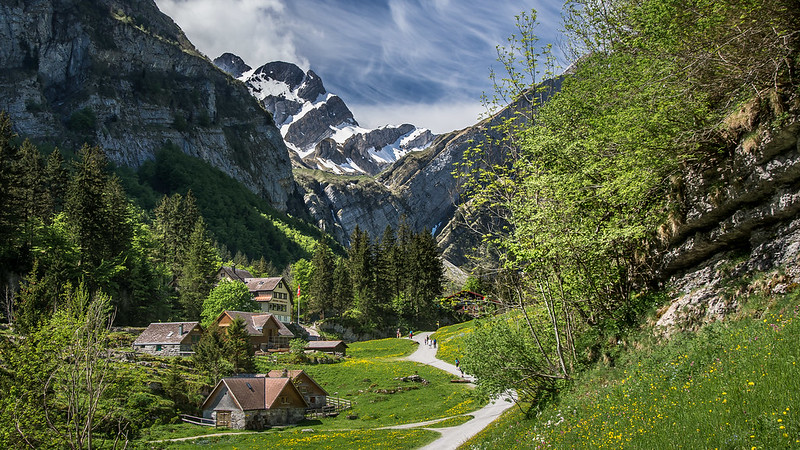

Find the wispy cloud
[[154, 0, 564, 133]]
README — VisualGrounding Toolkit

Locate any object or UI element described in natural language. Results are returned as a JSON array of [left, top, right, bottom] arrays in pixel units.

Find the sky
[[154, 0, 566, 134]]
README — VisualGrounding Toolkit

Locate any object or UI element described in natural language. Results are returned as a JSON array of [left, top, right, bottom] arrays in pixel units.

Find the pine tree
[[332, 258, 353, 314], [224, 317, 255, 374], [65, 144, 112, 268], [44, 148, 68, 219], [16, 140, 48, 227], [347, 226, 374, 319], [310, 239, 334, 319], [179, 218, 221, 320], [0, 113, 22, 265], [192, 326, 232, 383]]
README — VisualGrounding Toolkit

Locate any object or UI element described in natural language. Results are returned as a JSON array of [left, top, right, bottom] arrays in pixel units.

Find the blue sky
[[155, 0, 566, 134]]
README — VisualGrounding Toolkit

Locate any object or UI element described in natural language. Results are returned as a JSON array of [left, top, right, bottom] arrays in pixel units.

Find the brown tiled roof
[[305, 340, 347, 350], [267, 369, 328, 396], [243, 277, 282, 292], [203, 376, 308, 411], [221, 311, 294, 337], [132, 322, 200, 346], [218, 266, 254, 282]]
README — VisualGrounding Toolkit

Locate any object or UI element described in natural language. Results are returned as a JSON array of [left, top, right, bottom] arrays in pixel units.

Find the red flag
[[297, 285, 301, 297]]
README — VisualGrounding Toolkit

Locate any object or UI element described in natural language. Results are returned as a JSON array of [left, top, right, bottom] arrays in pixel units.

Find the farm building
[[201, 375, 308, 429], [132, 322, 202, 356], [305, 340, 348, 356]]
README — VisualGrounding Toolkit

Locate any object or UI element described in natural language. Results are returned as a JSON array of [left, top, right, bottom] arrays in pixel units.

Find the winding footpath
[[390, 331, 516, 450]]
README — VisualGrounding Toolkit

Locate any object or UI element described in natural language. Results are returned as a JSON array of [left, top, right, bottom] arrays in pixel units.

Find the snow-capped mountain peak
[[216, 55, 435, 176]]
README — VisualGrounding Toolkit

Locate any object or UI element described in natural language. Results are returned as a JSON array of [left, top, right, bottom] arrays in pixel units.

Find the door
[[216, 410, 231, 428]]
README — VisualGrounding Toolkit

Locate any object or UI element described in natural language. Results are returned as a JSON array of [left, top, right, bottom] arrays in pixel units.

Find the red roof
[[218, 311, 294, 337], [202, 376, 308, 411]]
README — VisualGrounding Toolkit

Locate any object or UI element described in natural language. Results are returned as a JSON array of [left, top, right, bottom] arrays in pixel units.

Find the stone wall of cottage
[[133, 344, 188, 356]]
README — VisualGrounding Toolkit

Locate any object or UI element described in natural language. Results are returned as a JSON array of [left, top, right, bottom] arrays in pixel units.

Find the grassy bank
[[463, 300, 800, 449]]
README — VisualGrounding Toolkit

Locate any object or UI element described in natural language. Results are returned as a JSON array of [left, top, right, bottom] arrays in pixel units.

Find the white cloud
[[154, 0, 565, 131], [155, 0, 308, 69]]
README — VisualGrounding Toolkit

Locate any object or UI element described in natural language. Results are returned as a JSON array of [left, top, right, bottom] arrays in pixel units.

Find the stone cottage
[[201, 375, 308, 429], [132, 322, 202, 356]]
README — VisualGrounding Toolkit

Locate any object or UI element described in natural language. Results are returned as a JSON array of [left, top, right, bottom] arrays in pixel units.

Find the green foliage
[[455, 0, 797, 402], [223, 317, 255, 374], [288, 338, 308, 364], [192, 326, 233, 384], [200, 280, 257, 327], [309, 239, 335, 319], [179, 218, 221, 320], [0, 283, 134, 448], [131, 143, 330, 268], [464, 308, 800, 449], [66, 107, 96, 132]]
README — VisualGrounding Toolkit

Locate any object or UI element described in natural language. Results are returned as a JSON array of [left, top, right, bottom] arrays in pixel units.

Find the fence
[[306, 396, 352, 419], [179, 414, 215, 427]]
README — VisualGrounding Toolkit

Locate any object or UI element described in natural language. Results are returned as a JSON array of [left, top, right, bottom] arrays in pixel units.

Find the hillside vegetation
[[454, 0, 799, 405], [461, 290, 799, 448]]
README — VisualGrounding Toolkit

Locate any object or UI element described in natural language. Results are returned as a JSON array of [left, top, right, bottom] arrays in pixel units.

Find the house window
[[310, 397, 316, 404], [155, 345, 162, 352], [281, 396, 289, 404]]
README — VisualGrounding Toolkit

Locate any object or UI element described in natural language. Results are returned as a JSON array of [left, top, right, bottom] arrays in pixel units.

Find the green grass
[[254, 338, 480, 429], [426, 415, 474, 428], [432, 320, 475, 365], [153, 429, 438, 449], [463, 301, 800, 449], [144, 337, 477, 448], [135, 423, 242, 442]]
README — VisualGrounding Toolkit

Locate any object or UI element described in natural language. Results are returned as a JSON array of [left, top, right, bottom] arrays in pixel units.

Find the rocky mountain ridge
[[216, 57, 435, 176], [0, 0, 296, 211]]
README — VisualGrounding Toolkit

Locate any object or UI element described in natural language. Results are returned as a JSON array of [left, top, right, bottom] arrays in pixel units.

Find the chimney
[[179, 324, 184, 335], [281, 368, 288, 378]]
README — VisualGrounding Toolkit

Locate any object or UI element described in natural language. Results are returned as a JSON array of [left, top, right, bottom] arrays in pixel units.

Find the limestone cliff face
[[0, 0, 295, 210], [655, 111, 800, 335]]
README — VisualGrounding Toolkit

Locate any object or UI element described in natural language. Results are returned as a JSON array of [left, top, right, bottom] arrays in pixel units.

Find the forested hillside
[[0, 116, 327, 327], [456, 0, 799, 404]]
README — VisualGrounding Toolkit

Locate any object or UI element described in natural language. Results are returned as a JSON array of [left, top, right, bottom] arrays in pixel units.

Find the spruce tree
[[224, 317, 255, 374], [310, 239, 334, 319], [332, 258, 353, 314], [44, 148, 68, 219], [0, 113, 22, 265], [179, 218, 221, 320]]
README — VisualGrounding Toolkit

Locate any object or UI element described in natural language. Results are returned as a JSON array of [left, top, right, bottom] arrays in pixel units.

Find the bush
[[67, 107, 96, 132]]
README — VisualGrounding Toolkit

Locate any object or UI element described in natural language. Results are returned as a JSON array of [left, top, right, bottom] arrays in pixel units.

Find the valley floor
[[145, 333, 514, 449]]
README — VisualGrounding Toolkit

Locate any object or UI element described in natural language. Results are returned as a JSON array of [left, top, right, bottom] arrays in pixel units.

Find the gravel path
[[390, 331, 516, 450]]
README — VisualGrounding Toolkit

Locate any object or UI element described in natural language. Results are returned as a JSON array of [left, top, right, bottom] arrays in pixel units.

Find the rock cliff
[[655, 103, 800, 335], [0, 0, 295, 211]]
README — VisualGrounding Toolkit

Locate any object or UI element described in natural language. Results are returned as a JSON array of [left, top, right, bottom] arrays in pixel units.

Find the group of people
[[423, 335, 437, 348]]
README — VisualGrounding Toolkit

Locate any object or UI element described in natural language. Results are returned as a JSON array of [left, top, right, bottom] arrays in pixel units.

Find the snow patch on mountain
[[222, 56, 436, 175]]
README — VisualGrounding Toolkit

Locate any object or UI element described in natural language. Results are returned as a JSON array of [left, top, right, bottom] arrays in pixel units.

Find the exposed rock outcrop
[[656, 116, 800, 335], [213, 52, 251, 78], [0, 0, 295, 211]]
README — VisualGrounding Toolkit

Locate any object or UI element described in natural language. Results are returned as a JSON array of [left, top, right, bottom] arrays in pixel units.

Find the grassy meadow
[[142, 337, 480, 448], [462, 299, 800, 449], [431, 320, 475, 365]]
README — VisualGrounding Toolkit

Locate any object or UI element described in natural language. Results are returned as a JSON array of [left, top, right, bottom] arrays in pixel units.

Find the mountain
[[216, 58, 435, 176], [0, 0, 296, 212], [213, 52, 251, 78]]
